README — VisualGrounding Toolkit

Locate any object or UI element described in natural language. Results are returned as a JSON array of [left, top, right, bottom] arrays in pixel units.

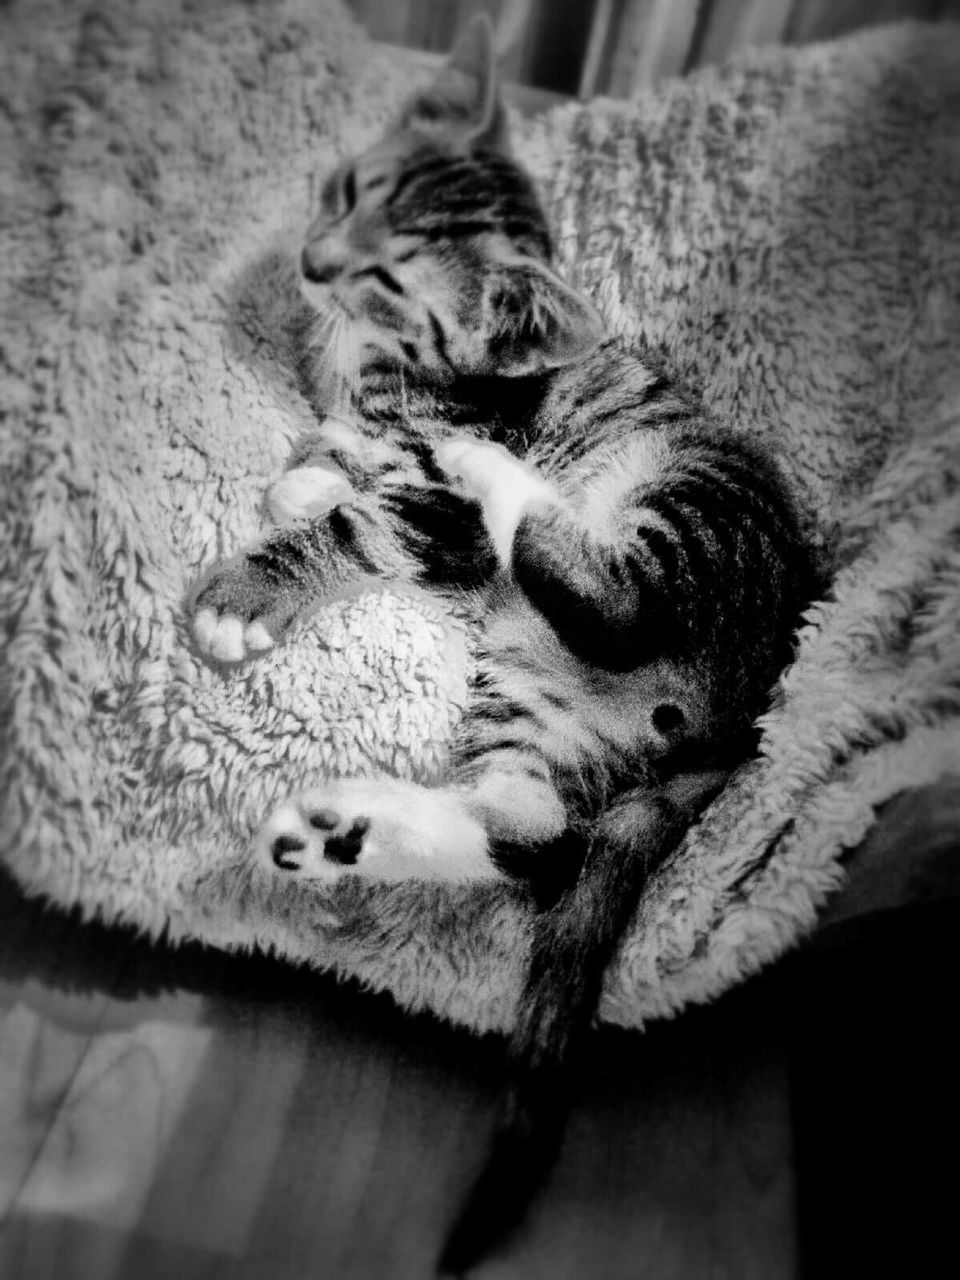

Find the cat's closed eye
[[342, 168, 356, 213], [321, 166, 356, 221]]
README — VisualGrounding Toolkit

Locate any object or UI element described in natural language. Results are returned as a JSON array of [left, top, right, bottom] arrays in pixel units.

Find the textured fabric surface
[[2, 0, 959, 1033]]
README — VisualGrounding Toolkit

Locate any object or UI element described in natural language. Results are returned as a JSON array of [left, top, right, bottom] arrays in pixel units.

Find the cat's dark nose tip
[[301, 247, 343, 285], [271, 833, 306, 870]]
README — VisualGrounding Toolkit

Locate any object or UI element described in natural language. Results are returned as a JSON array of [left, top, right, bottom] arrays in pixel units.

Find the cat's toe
[[242, 621, 275, 652], [189, 555, 300, 663], [192, 607, 277, 662], [210, 616, 246, 662], [193, 609, 249, 662], [193, 607, 220, 650]]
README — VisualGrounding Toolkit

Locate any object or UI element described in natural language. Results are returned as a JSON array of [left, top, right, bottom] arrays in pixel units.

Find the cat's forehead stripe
[[382, 151, 551, 257]]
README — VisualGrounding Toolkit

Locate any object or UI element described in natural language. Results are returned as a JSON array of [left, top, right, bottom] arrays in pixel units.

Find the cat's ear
[[397, 14, 510, 154], [486, 257, 605, 376]]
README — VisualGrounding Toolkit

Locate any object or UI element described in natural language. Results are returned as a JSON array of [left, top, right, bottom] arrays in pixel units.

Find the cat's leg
[[189, 509, 378, 663], [435, 436, 555, 567], [190, 477, 495, 664], [189, 490, 496, 664], [190, 419, 371, 662], [193, 413, 442, 661], [436, 434, 673, 671], [265, 417, 365, 526], [266, 465, 354, 527], [270, 417, 446, 527], [257, 778, 493, 883], [255, 759, 567, 886]]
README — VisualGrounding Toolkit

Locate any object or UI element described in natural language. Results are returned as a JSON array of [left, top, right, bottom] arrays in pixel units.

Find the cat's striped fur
[[189, 18, 820, 1273]]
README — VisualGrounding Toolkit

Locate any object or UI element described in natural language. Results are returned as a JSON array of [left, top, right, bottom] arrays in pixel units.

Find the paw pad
[[323, 816, 370, 866], [308, 808, 341, 830], [267, 810, 371, 874], [271, 833, 307, 871]]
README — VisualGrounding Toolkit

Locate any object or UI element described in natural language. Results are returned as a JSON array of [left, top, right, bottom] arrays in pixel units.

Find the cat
[[189, 17, 822, 1273]]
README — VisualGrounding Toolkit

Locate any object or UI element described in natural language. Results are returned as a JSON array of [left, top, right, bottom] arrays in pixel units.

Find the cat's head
[[300, 16, 603, 380]]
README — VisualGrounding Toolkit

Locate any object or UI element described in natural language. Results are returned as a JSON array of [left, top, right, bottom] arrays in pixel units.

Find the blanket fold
[[2, 0, 958, 1033]]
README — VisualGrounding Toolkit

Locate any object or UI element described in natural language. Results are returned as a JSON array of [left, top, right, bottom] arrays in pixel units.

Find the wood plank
[[5, 785, 958, 1280], [606, 0, 701, 98], [0, 890, 116, 1226], [0, 1215, 229, 1280], [813, 781, 960, 942], [694, 0, 795, 68], [493, 0, 537, 86], [7, 1011, 211, 1235], [0, 1002, 97, 1220], [479, 985, 796, 1278], [579, 0, 617, 98], [231, 1015, 497, 1279], [705, 1010, 798, 1280], [371, 43, 572, 115], [0, 870, 799, 1280], [348, 0, 417, 47], [785, 0, 944, 44], [521, 0, 597, 94], [127, 1006, 304, 1261], [787, 901, 960, 1277], [406, 0, 463, 52], [495, 0, 536, 54]]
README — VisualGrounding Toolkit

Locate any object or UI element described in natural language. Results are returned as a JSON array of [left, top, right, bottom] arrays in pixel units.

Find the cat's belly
[[479, 591, 701, 772]]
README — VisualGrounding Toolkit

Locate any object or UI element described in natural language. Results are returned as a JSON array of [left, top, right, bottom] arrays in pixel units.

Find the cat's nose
[[301, 245, 344, 284]]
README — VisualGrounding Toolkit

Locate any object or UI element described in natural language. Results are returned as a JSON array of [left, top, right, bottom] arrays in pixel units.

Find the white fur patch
[[267, 466, 354, 526], [242, 621, 275, 652], [256, 778, 499, 883], [193, 608, 275, 662], [312, 415, 365, 454], [435, 436, 556, 566]]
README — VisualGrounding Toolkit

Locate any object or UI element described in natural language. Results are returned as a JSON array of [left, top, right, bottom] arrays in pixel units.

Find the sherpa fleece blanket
[[2, 0, 959, 1033]]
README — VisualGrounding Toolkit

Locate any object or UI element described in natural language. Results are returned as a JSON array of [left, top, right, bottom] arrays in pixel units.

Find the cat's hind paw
[[256, 779, 499, 884], [192, 606, 276, 663], [190, 553, 302, 663], [260, 806, 371, 880]]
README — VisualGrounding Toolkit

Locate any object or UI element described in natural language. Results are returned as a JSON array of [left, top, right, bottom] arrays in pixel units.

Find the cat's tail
[[437, 780, 719, 1276]]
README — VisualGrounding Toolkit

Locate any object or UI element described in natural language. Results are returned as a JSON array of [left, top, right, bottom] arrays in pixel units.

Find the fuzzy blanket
[[2, 0, 959, 1033]]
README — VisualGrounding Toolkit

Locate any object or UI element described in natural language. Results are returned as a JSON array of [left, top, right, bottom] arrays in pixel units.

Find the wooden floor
[[1, 832, 958, 1279]]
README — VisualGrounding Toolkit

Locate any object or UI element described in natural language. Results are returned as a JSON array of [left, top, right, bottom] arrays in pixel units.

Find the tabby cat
[[190, 19, 820, 1273]]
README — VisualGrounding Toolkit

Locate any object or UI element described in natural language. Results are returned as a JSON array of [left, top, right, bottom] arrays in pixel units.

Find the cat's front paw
[[190, 553, 301, 663], [266, 466, 354, 527], [434, 436, 517, 500], [256, 779, 498, 883], [435, 435, 555, 567], [291, 415, 368, 467]]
